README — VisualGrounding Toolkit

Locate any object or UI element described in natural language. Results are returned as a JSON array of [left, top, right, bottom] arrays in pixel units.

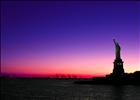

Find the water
[[1, 79, 140, 100]]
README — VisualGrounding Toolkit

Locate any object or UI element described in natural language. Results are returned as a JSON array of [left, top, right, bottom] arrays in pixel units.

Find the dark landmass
[[74, 71, 140, 85], [1, 71, 140, 85]]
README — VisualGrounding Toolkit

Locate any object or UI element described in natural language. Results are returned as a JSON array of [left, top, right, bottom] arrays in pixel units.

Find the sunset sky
[[1, 1, 140, 77]]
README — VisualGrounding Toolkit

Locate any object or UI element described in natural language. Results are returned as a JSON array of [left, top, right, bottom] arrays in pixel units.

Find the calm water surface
[[1, 79, 140, 100]]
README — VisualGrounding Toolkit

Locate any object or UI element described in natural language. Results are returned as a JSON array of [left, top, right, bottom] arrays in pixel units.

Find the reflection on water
[[112, 86, 124, 100], [1, 79, 140, 100]]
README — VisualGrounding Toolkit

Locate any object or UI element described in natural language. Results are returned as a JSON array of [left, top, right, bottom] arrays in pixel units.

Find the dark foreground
[[1, 78, 140, 100]]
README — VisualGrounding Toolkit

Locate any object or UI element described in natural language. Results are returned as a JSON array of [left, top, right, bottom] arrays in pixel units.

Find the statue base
[[112, 58, 124, 77]]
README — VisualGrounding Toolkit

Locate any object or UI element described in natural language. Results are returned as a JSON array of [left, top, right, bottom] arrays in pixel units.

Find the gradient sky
[[1, 1, 140, 77]]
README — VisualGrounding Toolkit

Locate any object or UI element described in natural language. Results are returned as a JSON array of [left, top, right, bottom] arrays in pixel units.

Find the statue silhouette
[[113, 39, 121, 59], [112, 39, 124, 77]]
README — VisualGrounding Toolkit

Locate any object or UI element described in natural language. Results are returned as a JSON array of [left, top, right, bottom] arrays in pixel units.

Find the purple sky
[[1, 1, 140, 77]]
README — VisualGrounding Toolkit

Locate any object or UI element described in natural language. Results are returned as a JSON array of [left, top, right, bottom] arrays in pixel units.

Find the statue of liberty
[[112, 39, 124, 76], [113, 39, 121, 59]]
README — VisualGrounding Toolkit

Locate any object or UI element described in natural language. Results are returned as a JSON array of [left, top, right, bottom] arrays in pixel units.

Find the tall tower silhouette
[[112, 39, 124, 77]]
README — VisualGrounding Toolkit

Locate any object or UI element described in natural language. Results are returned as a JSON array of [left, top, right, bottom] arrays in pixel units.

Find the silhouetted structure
[[112, 39, 124, 78], [74, 39, 140, 85]]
